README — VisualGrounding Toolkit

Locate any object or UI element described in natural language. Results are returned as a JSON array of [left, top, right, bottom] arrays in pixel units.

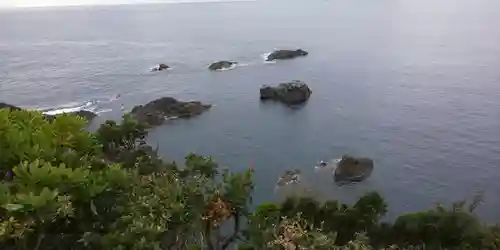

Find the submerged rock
[[152, 63, 170, 71], [334, 155, 374, 183], [131, 97, 211, 126], [276, 169, 301, 187], [208, 61, 237, 71], [259, 80, 312, 105], [266, 49, 308, 61]]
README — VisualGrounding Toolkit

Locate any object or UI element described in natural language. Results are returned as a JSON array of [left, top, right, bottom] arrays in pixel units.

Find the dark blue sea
[[1, 0, 500, 221]]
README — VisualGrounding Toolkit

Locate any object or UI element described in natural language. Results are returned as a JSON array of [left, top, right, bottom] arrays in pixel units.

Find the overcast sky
[[0, 0, 181, 8]]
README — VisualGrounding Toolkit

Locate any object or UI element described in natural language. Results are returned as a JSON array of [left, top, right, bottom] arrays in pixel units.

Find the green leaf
[[3, 203, 23, 211]]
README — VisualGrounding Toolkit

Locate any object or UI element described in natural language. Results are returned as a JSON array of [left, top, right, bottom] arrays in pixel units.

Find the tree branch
[[221, 211, 240, 250], [204, 221, 215, 250]]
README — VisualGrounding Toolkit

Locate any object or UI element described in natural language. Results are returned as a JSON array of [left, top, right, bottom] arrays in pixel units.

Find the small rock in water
[[152, 63, 170, 71], [276, 169, 301, 187], [266, 49, 308, 61], [208, 60, 237, 71], [334, 155, 374, 183], [260, 80, 312, 105], [314, 160, 329, 170]]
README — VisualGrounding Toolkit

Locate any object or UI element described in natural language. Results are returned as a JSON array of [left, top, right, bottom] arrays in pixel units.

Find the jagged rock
[[0, 102, 97, 122], [334, 155, 374, 183], [152, 63, 170, 71], [266, 49, 308, 61], [208, 61, 237, 71], [259, 80, 312, 105], [131, 97, 211, 126]]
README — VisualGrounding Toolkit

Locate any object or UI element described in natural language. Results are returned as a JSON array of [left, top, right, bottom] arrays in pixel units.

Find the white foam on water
[[96, 108, 113, 114], [44, 107, 85, 115], [40, 94, 119, 116], [150, 66, 173, 72], [314, 166, 334, 173], [214, 63, 238, 71], [108, 94, 122, 102], [261, 52, 276, 64], [42, 101, 96, 115], [165, 116, 179, 120], [36, 101, 81, 112], [313, 158, 342, 172]]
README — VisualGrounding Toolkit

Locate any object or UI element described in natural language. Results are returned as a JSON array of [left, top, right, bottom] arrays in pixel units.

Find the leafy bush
[[0, 109, 498, 250], [0, 109, 130, 250]]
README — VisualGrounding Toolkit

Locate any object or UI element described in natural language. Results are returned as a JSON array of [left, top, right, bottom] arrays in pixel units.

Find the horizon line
[[0, 0, 257, 10]]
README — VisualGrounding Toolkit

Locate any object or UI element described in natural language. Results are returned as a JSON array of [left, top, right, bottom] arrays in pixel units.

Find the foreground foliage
[[0, 109, 498, 250]]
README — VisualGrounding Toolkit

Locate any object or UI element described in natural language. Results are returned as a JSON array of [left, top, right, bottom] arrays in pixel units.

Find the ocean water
[[1, 0, 500, 221]]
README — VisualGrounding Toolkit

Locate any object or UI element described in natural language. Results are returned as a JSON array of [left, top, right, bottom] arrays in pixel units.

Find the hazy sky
[[0, 0, 173, 8]]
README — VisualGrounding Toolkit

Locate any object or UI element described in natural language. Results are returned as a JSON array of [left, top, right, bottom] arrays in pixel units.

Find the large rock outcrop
[[260, 80, 312, 105], [0, 102, 97, 122], [208, 61, 237, 71], [131, 97, 211, 126], [266, 49, 308, 61], [334, 155, 374, 183]]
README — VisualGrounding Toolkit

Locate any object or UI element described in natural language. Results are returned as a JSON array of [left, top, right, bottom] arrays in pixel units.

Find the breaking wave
[[41, 101, 97, 116], [261, 52, 276, 64], [39, 94, 122, 116], [313, 158, 342, 172]]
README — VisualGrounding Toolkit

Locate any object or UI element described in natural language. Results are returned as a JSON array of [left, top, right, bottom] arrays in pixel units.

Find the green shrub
[[0, 109, 498, 250]]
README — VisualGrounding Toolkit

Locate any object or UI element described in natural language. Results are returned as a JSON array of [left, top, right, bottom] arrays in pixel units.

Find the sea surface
[[1, 0, 500, 221]]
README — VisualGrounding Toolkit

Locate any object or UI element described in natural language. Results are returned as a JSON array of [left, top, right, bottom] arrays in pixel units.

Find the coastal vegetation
[[0, 108, 499, 250]]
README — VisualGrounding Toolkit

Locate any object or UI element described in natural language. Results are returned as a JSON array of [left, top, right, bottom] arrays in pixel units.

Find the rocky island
[[334, 155, 374, 183], [266, 49, 308, 61], [208, 61, 237, 71], [260, 80, 312, 105], [130, 97, 211, 127]]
